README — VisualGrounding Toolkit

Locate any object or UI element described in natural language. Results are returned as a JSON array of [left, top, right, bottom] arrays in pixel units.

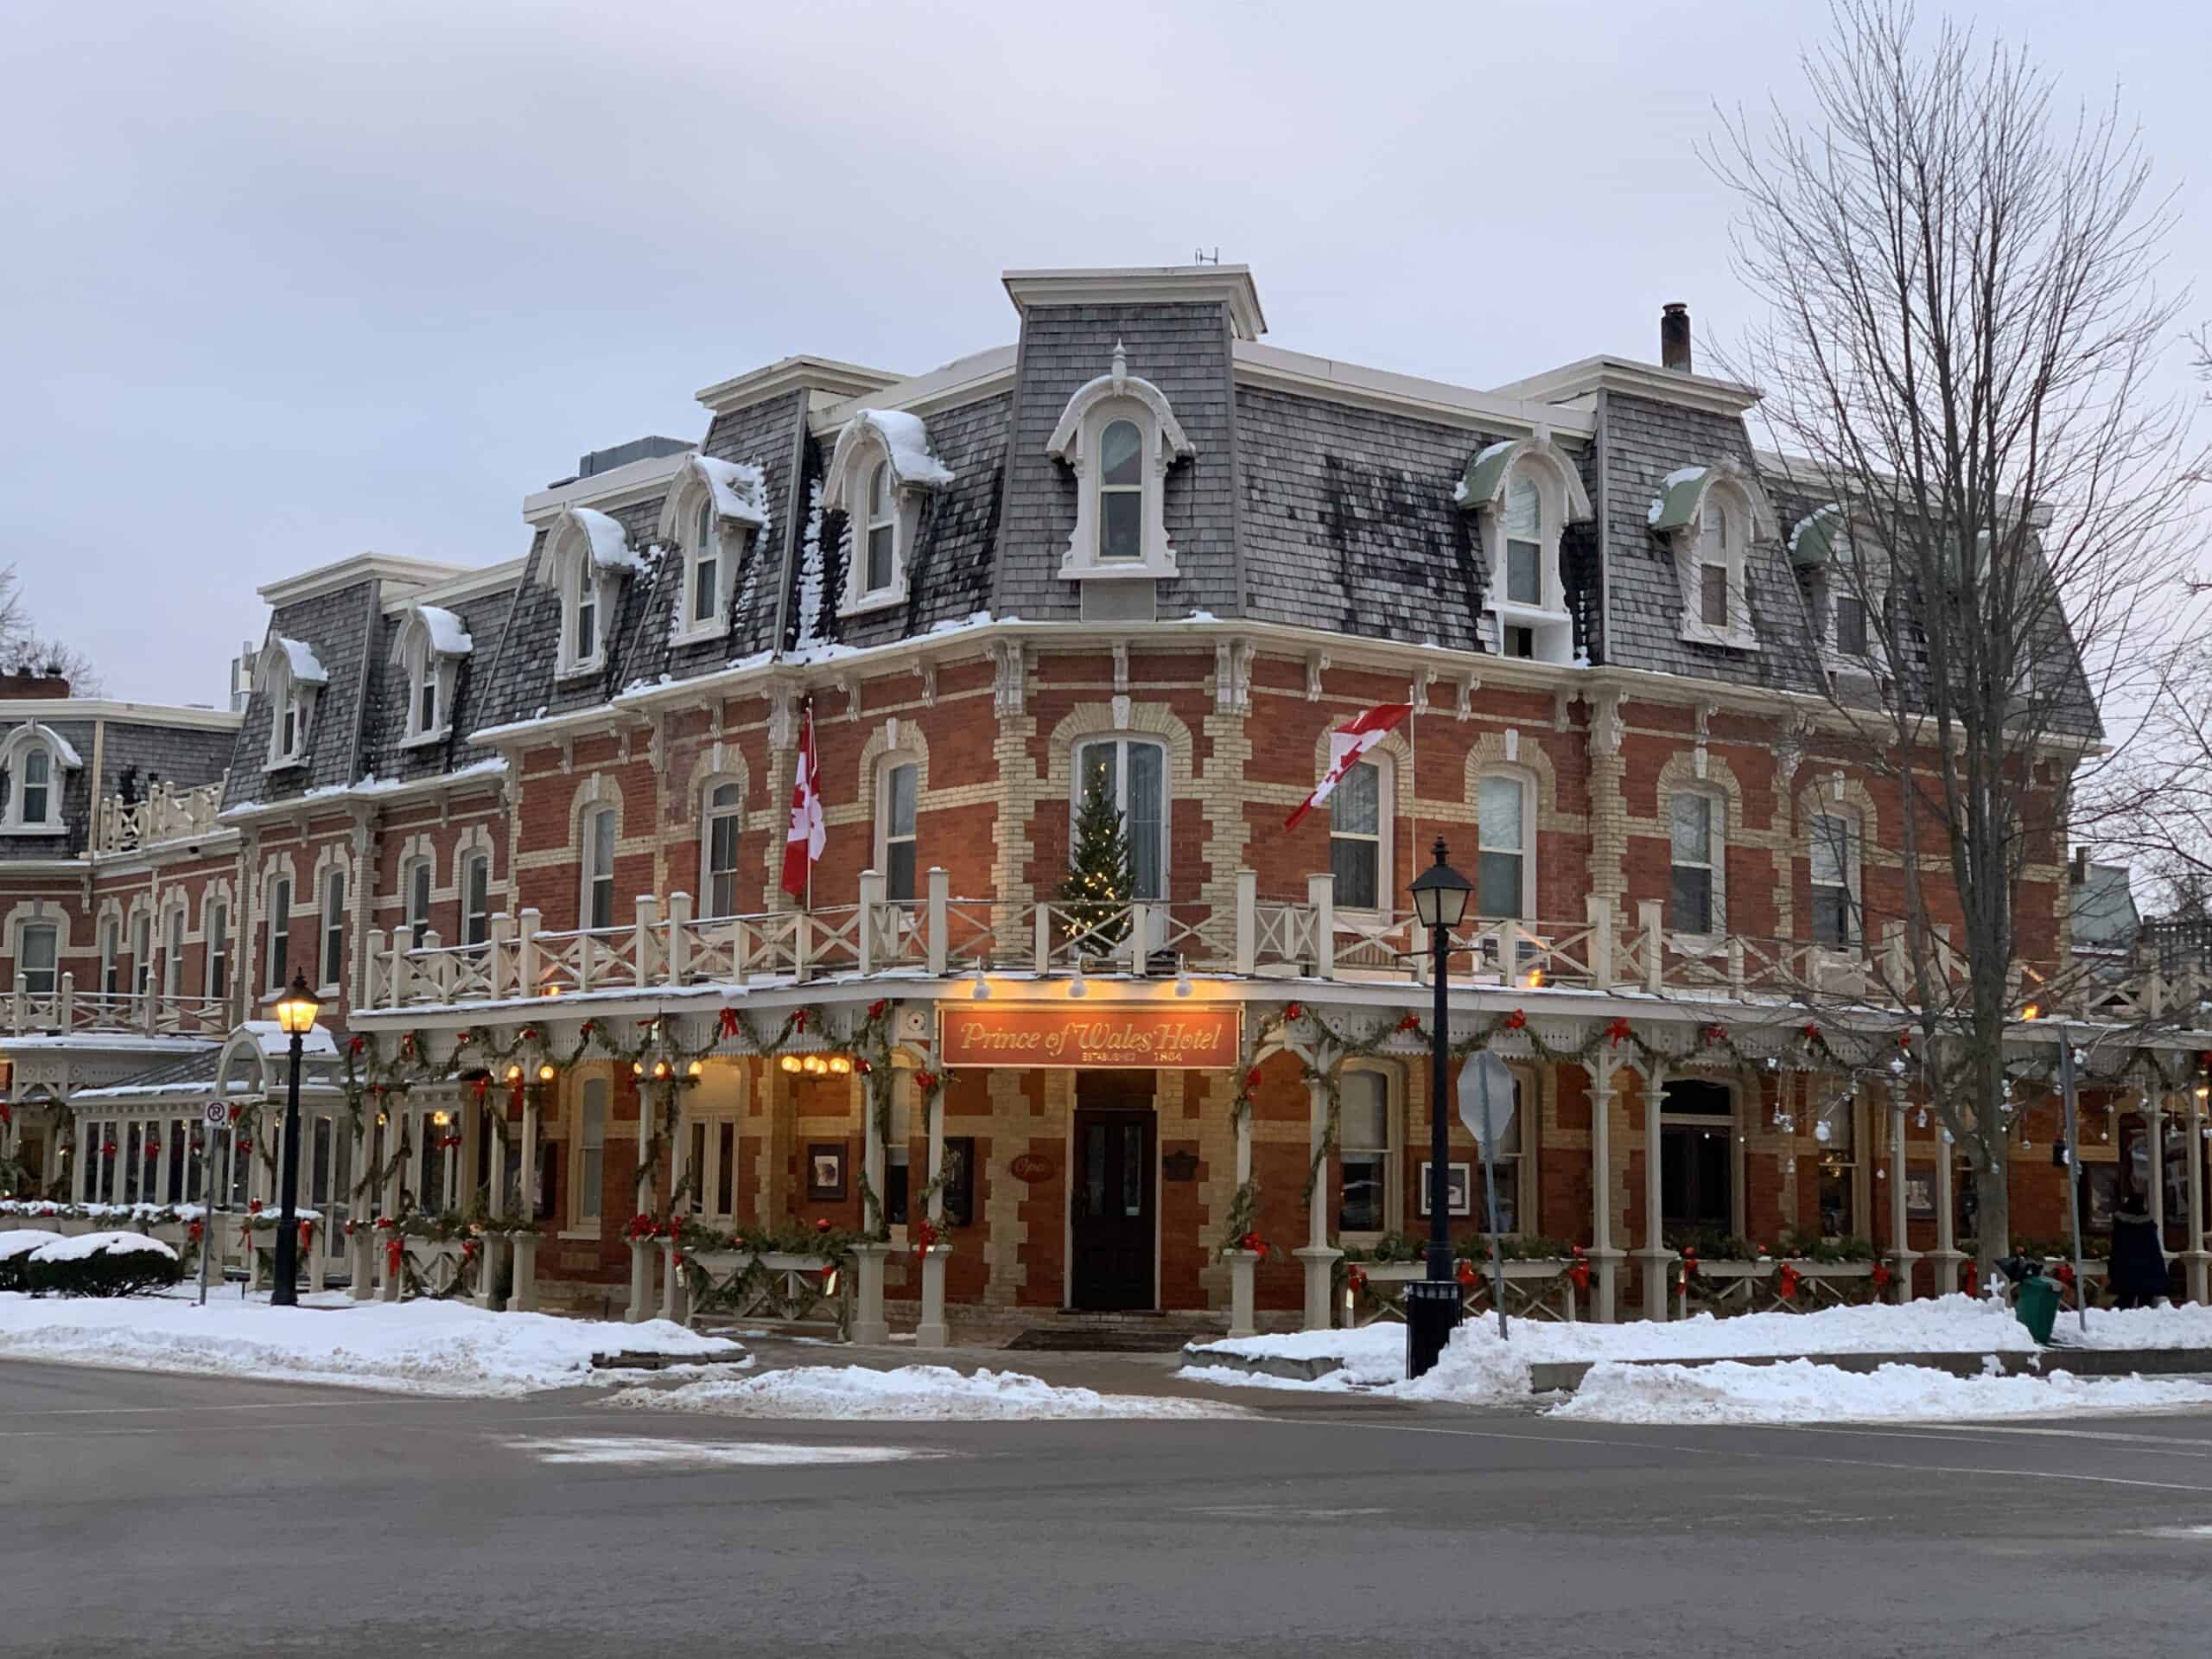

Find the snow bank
[[0, 1291, 728, 1395], [27, 1231, 176, 1264], [1554, 1358, 2212, 1426], [609, 1363, 1247, 1421]]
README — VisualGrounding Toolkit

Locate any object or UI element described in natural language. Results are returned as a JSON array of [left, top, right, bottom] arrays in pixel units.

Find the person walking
[[2108, 1197, 2168, 1310]]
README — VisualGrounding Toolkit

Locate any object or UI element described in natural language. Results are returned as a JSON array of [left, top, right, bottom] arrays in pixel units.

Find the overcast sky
[[5, 0, 2206, 706]]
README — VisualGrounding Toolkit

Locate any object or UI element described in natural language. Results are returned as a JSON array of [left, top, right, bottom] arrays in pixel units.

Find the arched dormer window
[[1046, 342, 1195, 584], [257, 638, 327, 769], [0, 722, 80, 836], [1789, 504, 1889, 682], [392, 605, 473, 747], [1647, 460, 1777, 652], [658, 454, 770, 646], [535, 506, 641, 679], [824, 411, 954, 619], [1454, 429, 1594, 664]]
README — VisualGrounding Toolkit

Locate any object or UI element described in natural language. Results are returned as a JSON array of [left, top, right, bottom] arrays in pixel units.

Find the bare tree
[[0, 564, 99, 693], [1710, 1, 2206, 1276]]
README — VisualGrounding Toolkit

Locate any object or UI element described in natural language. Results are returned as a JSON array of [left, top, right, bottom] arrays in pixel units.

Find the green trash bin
[[2014, 1274, 2062, 1344]]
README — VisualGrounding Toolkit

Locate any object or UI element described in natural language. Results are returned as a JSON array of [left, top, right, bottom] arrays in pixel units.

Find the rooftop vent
[[574, 435, 696, 481]]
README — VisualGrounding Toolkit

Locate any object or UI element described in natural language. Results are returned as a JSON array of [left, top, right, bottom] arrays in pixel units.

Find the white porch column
[[658, 1091, 690, 1324], [1226, 1093, 1258, 1339], [2184, 1085, 2209, 1305], [348, 1109, 374, 1300], [1886, 1080, 1918, 1302], [1931, 1128, 1962, 1295], [2148, 1095, 2169, 1269], [626, 1084, 658, 1323], [1586, 1057, 1622, 1323], [1294, 1073, 1341, 1330], [1637, 1065, 1672, 1321], [510, 1085, 541, 1313], [851, 1071, 890, 1344], [378, 1110, 404, 1302], [916, 1071, 950, 1350]]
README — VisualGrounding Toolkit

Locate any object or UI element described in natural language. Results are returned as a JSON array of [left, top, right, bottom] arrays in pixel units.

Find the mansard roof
[[0, 701, 236, 861]]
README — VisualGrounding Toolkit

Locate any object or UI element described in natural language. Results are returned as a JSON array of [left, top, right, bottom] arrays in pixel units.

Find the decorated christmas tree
[[1058, 773, 1134, 957]]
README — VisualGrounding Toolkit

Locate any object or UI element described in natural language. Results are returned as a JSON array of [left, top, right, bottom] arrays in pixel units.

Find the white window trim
[[161, 901, 186, 999], [580, 804, 618, 931], [402, 856, 434, 950], [203, 900, 230, 1001], [1327, 753, 1393, 916], [15, 920, 60, 997], [533, 506, 635, 682], [1071, 734, 1171, 906], [460, 851, 493, 948], [1473, 768, 1537, 921], [1658, 1077, 1743, 1236], [0, 724, 78, 836], [320, 868, 347, 993], [1472, 451, 1588, 664], [1808, 808, 1864, 949], [698, 779, 744, 919], [658, 454, 768, 646], [1820, 545, 1891, 683], [825, 413, 952, 620], [1335, 1060, 1402, 1245], [257, 642, 325, 772], [264, 874, 293, 993], [1668, 473, 1765, 652], [1046, 343, 1195, 583], [1667, 787, 1727, 945], [874, 756, 921, 904]]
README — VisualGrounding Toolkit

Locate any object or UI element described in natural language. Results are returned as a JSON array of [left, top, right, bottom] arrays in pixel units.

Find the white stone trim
[[1046, 343, 1194, 583]]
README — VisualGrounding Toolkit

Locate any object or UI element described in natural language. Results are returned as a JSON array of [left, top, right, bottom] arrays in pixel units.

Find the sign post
[[1457, 1050, 1516, 1341], [2056, 1039, 2090, 1338], [197, 1102, 226, 1307]]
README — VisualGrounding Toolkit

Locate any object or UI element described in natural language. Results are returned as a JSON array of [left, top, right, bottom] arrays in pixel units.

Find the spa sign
[[937, 1005, 1242, 1070]]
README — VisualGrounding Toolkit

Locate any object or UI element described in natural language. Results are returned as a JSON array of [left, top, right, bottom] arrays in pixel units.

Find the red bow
[[385, 1236, 404, 1275], [1243, 1068, 1262, 1091], [1605, 1017, 1633, 1047], [1503, 1009, 1527, 1031], [1777, 1262, 1802, 1300], [1871, 1262, 1894, 1291], [1455, 1259, 1478, 1287], [1395, 1014, 1422, 1034], [718, 1007, 741, 1039], [868, 999, 888, 1020], [1568, 1245, 1591, 1292]]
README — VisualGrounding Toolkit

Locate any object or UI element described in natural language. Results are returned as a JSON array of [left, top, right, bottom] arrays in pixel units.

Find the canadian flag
[[779, 703, 826, 899], [1285, 703, 1412, 830]]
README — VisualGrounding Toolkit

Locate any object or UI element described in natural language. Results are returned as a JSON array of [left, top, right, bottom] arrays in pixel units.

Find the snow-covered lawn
[[0, 1289, 730, 1395], [1186, 1297, 2212, 1421], [1554, 1359, 2212, 1425], [609, 1363, 1249, 1421]]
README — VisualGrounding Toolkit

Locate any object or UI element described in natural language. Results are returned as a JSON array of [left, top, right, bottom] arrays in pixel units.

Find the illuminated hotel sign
[[937, 1004, 1242, 1070]]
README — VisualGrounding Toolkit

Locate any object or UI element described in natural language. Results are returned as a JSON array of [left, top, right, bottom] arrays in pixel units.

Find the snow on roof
[[571, 506, 645, 574], [1452, 440, 1517, 507], [1788, 504, 1843, 568], [693, 455, 771, 526], [417, 604, 474, 656], [237, 1021, 342, 1060], [854, 409, 955, 489], [270, 637, 329, 686]]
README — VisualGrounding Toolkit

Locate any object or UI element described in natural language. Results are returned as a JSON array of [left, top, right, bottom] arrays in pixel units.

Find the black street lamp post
[[1405, 837, 1472, 1380], [268, 971, 322, 1308]]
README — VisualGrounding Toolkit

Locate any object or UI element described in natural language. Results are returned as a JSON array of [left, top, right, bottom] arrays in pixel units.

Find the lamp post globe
[[1406, 837, 1471, 1380], [268, 970, 321, 1307]]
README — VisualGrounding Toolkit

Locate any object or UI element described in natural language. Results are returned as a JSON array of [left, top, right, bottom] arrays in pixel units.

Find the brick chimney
[[0, 671, 69, 700], [1661, 302, 1693, 373]]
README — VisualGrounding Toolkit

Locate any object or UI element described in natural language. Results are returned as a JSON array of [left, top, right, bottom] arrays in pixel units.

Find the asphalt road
[[5, 1357, 2212, 1657]]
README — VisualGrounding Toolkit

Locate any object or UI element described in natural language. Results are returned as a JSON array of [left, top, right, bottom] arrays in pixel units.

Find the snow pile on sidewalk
[[0, 1289, 728, 1395], [610, 1363, 1249, 1421], [1554, 1358, 2212, 1425]]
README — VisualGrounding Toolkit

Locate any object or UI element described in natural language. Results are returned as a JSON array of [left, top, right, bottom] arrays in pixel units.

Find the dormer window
[[823, 411, 951, 619], [258, 638, 327, 770], [1789, 504, 1887, 681], [536, 505, 640, 677], [865, 462, 896, 594], [660, 454, 768, 646], [393, 605, 472, 747], [1454, 429, 1594, 664], [1047, 344, 1194, 585], [0, 722, 79, 836], [1648, 461, 1775, 652]]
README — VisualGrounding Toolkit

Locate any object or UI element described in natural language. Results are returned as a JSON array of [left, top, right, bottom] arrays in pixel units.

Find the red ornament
[[1348, 1267, 1369, 1292], [815, 1217, 831, 1234], [1282, 1001, 1305, 1022], [520, 1027, 537, 1044], [1701, 1023, 1726, 1047], [580, 1020, 596, 1038], [1244, 1067, 1263, 1091], [347, 1035, 365, 1056], [454, 1030, 471, 1046], [1240, 1230, 1267, 1260], [1503, 1009, 1528, 1031], [1605, 1017, 1633, 1047], [1871, 1261, 1894, 1292], [1395, 1014, 1422, 1034], [101, 1139, 117, 1160], [868, 999, 888, 1020], [249, 1199, 263, 1215], [143, 1134, 160, 1154], [624, 1213, 659, 1243], [1801, 1023, 1821, 1043], [1568, 1248, 1592, 1293], [1455, 1258, 1478, 1287]]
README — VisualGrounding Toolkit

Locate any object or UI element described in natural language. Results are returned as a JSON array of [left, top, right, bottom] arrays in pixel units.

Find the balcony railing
[[5, 982, 233, 1040], [356, 868, 2196, 1028], [95, 779, 228, 854]]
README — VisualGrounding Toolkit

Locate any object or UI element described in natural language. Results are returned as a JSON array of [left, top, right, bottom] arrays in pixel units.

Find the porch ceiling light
[[780, 1055, 803, 1074], [828, 1055, 852, 1076], [689, 1060, 704, 1078], [1408, 840, 1472, 931]]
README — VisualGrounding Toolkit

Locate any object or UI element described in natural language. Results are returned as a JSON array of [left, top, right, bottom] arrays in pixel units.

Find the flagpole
[[803, 696, 814, 916], [1405, 685, 1420, 915]]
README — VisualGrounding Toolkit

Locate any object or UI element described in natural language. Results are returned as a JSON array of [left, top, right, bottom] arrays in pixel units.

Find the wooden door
[[1071, 1090, 1156, 1312]]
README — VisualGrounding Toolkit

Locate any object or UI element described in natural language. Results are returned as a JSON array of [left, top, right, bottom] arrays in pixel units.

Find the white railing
[[95, 779, 228, 854], [357, 868, 2202, 1028], [7, 978, 232, 1039]]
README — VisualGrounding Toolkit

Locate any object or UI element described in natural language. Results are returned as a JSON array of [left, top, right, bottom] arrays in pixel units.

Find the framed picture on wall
[[805, 1141, 847, 1203], [1416, 1160, 1473, 1217], [1904, 1165, 1937, 1220]]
